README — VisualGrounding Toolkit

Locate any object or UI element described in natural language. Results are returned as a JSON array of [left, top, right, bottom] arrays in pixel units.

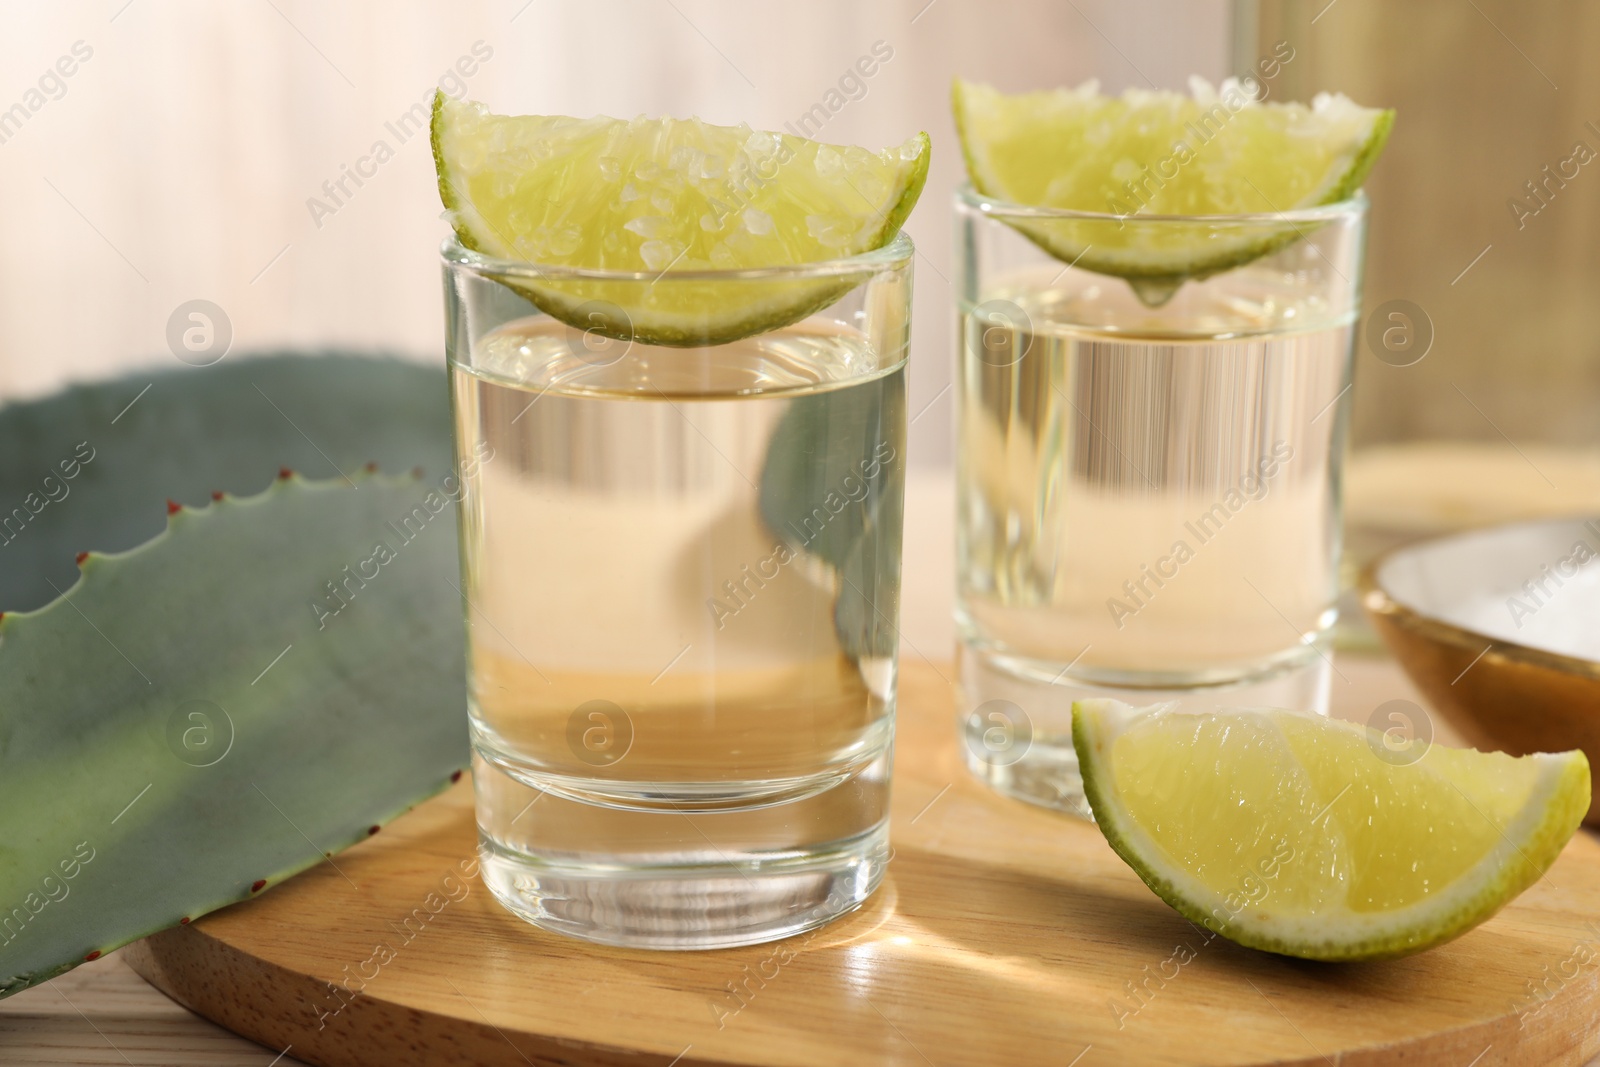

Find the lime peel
[[1074, 699, 1589, 961]]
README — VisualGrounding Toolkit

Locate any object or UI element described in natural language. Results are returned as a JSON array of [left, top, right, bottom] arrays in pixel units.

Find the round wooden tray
[[124, 661, 1600, 1067]]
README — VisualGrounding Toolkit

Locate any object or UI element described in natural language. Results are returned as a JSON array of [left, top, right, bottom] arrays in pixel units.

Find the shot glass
[[953, 186, 1366, 816], [442, 234, 912, 948]]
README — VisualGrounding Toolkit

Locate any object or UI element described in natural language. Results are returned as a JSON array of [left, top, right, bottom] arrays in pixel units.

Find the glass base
[[472, 748, 890, 950], [957, 641, 1332, 819]]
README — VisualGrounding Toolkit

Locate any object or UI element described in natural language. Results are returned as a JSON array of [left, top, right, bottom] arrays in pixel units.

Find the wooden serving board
[[124, 660, 1600, 1067]]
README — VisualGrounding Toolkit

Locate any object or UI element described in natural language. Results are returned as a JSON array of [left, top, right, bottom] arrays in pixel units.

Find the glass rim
[[440, 230, 914, 282], [954, 182, 1367, 225]]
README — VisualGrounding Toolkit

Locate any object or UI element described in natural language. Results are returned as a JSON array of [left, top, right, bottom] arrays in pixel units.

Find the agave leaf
[[0, 355, 468, 997], [0, 351, 454, 613]]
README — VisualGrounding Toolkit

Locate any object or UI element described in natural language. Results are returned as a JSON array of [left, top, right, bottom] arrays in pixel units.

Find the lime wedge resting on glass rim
[[953, 77, 1394, 303], [431, 90, 930, 347], [1074, 700, 1589, 961]]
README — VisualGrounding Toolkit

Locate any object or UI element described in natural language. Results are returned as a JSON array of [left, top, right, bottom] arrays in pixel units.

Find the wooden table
[[2, 472, 1595, 1066]]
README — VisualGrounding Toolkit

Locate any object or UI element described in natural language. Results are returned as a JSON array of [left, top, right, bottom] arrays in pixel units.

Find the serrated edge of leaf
[[0, 470, 469, 996]]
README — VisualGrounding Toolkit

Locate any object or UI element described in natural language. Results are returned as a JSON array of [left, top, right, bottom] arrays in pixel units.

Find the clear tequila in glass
[[954, 189, 1366, 814], [444, 238, 912, 948]]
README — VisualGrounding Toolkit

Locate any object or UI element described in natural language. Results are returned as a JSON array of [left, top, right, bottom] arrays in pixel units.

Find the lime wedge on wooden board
[[1074, 699, 1588, 961]]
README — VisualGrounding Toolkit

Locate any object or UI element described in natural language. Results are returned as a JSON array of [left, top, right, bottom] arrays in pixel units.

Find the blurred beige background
[[1238, 0, 1600, 552], [0, 0, 1234, 468], [1246, 0, 1600, 449], [5, 0, 1597, 487]]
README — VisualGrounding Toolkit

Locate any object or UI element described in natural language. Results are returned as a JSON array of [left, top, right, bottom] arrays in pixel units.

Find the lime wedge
[[953, 78, 1393, 299], [1074, 700, 1589, 961], [431, 91, 929, 347]]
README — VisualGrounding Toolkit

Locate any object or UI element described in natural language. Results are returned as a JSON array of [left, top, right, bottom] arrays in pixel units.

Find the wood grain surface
[[111, 659, 1600, 1067], [0, 952, 305, 1065]]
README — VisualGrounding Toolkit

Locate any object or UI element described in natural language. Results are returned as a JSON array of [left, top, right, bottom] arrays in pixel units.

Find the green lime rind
[[1073, 700, 1589, 962], [430, 89, 456, 242], [452, 269, 862, 352], [431, 90, 928, 347], [952, 79, 1394, 293], [862, 130, 931, 247]]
